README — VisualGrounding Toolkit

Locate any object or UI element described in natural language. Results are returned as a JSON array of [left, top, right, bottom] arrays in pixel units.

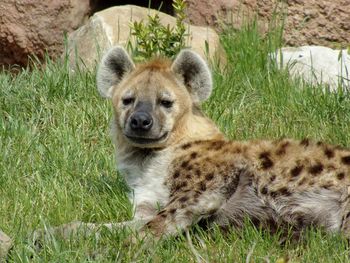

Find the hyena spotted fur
[[35, 46, 350, 243]]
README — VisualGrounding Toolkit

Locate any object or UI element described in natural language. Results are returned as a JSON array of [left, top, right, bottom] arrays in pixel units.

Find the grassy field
[[1, 21, 350, 262]]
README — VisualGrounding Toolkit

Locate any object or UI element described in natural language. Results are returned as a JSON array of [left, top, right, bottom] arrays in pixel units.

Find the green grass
[[1, 21, 350, 262]]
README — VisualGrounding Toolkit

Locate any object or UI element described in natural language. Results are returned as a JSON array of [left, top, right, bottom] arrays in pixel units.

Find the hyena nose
[[130, 112, 153, 131]]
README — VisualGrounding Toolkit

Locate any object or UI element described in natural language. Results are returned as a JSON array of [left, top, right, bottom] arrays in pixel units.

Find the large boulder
[[274, 46, 350, 91], [66, 5, 225, 70], [185, 0, 350, 48], [0, 0, 90, 67], [0, 230, 12, 262]]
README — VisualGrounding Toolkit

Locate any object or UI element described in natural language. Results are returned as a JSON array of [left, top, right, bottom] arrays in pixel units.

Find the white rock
[[273, 46, 350, 91], [65, 5, 225, 70]]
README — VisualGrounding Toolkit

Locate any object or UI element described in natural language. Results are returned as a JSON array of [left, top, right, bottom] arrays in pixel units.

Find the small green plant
[[128, 0, 188, 61]]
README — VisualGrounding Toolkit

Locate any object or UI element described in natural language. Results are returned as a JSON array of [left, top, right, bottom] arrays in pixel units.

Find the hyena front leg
[[32, 203, 156, 245], [140, 169, 242, 239], [140, 189, 227, 239], [33, 220, 147, 242]]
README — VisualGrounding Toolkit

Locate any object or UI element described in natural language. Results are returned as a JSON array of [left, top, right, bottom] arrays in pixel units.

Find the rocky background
[[0, 0, 349, 67]]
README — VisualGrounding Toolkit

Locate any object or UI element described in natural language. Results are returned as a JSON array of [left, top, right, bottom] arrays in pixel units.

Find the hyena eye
[[122, 98, 134, 106], [160, 99, 173, 108]]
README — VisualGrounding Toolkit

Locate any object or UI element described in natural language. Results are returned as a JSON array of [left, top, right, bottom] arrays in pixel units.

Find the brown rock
[[66, 5, 225, 70], [0, 0, 90, 67], [185, 0, 350, 48], [0, 230, 12, 262]]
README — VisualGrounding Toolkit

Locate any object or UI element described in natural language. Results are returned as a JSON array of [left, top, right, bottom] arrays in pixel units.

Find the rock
[[0, 230, 12, 262], [185, 0, 350, 48], [273, 46, 350, 91], [66, 5, 225, 70], [0, 0, 91, 67]]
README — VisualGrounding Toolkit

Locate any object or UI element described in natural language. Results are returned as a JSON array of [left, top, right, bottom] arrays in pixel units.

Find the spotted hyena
[[35, 46, 350, 243]]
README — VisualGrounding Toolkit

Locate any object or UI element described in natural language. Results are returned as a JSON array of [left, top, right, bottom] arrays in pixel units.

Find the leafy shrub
[[128, 0, 188, 61]]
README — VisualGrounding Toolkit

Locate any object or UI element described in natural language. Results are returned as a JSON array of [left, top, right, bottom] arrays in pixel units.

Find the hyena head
[[96, 46, 213, 148]]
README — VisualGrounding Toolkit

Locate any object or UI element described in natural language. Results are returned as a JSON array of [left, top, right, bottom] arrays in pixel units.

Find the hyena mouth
[[125, 132, 169, 145]]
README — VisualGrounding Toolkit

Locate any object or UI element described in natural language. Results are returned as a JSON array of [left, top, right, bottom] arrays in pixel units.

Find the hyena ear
[[171, 50, 212, 102], [96, 46, 135, 98]]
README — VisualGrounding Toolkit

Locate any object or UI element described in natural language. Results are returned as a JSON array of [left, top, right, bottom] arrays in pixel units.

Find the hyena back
[[36, 46, 350, 242]]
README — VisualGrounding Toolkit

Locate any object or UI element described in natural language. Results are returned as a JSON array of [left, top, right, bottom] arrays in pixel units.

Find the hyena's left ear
[[171, 50, 212, 103], [96, 46, 135, 98]]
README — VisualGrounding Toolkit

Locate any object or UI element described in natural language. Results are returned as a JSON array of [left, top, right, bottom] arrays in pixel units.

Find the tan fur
[[34, 47, 350, 245]]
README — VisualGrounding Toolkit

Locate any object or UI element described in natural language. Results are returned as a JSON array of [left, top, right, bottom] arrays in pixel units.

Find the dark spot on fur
[[173, 182, 186, 192], [223, 174, 240, 197], [210, 140, 225, 150], [169, 208, 177, 214], [278, 187, 291, 196], [270, 191, 277, 198], [291, 165, 303, 177], [199, 181, 207, 191], [316, 141, 323, 146], [181, 143, 192, 150], [169, 196, 177, 204], [276, 141, 290, 155], [259, 151, 274, 169], [328, 165, 336, 170], [259, 151, 270, 159], [205, 172, 214, 181], [300, 138, 310, 147], [337, 172, 345, 180], [346, 212, 350, 219], [270, 187, 291, 198], [195, 169, 201, 177], [194, 191, 201, 198], [324, 148, 335, 159], [186, 174, 192, 179], [160, 213, 167, 218], [298, 177, 307, 186], [322, 182, 334, 190], [173, 171, 180, 179], [269, 175, 276, 182], [231, 147, 242, 154], [308, 163, 324, 175], [187, 165, 193, 170], [261, 186, 268, 195], [341, 156, 350, 165], [190, 152, 198, 159], [179, 196, 188, 203], [181, 160, 189, 168]]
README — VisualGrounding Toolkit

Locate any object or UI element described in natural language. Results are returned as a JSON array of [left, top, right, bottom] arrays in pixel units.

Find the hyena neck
[[172, 109, 225, 145], [114, 133, 158, 183]]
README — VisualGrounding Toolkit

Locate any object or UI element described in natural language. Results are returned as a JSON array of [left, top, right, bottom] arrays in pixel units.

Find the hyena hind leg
[[339, 193, 350, 240], [341, 211, 350, 239]]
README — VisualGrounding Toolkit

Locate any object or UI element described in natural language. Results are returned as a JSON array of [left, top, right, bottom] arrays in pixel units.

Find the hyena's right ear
[[171, 50, 212, 103], [96, 46, 135, 98]]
